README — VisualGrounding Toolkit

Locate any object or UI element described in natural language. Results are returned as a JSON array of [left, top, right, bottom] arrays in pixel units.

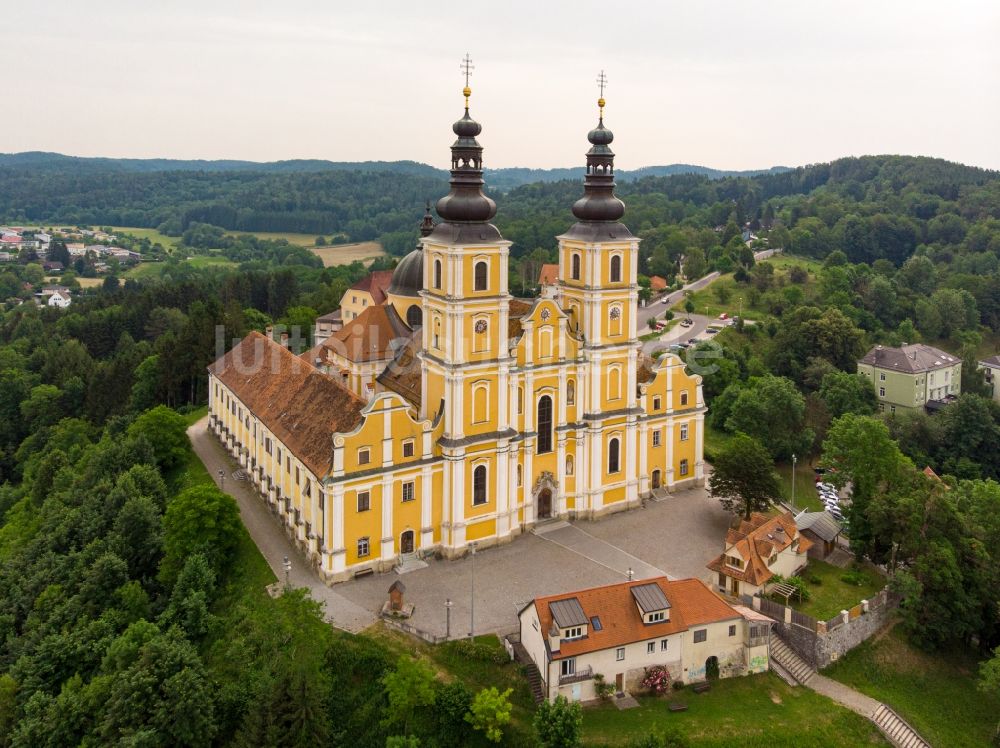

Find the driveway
[[334, 482, 731, 639]]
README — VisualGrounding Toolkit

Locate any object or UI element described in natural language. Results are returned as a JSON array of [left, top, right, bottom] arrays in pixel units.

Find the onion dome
[[389, 205, 433, 298], [430, 75, 502, 242], [571, 96, 626, 224]]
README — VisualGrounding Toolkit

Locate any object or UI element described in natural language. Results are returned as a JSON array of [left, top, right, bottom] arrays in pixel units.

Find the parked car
[[688, 338, 698, 345], [680, 318, 693, 327], [660, 296, 671, 304], [705, 327, 719, 334], [718, 313, 729, 320]]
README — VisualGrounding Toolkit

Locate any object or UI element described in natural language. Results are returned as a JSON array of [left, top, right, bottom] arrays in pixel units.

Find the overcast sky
[[4, 1, 999, 170]]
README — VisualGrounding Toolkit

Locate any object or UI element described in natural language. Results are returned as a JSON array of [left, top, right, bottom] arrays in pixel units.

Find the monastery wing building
[[207, 85, 707, 584]]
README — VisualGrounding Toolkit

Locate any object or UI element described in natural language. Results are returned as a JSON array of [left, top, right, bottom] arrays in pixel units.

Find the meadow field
[[310, 241, 386, 267]]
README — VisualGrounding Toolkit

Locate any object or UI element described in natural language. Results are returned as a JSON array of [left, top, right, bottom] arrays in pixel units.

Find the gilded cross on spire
[[596, 70, 608, 118], [461, 53, 474, 107]]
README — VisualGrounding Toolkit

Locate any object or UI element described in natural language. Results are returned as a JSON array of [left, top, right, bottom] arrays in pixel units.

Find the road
[[637, 247, 778, 355]]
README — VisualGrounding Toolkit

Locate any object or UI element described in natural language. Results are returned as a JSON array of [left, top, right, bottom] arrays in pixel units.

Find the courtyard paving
[[335, 484, 732, 639], [189, 416, 732, 638]]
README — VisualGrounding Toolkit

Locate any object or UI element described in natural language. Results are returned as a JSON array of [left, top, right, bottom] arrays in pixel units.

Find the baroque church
[[207, 81, 707, 583]]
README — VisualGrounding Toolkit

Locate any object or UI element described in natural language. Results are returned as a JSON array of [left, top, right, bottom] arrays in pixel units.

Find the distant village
[[0, 225, 144, 309]]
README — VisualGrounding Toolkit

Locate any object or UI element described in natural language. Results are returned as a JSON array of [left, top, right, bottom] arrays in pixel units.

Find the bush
[[593, 673, 615, 701], [841, 570, 868, 587], [671, 680, 685, 691], [452, 638, 508, 665], [641, 665, 672, 695]]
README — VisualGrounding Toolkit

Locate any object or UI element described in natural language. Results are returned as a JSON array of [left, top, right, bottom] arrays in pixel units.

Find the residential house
[[518, 577, 771, 702], [339, 269, 394, 322], [43, 261, 65, 273], [794, 510, 843, 560], [649, 275, 668, 293], [979, 355, 1000, 404], [67, 243, 87, 257], [857, 343, 961, 414], [312, 310, 343, 347], [706, 511, 811, 597], [0, 252, 13, 263], [47, 290, 72, 308]]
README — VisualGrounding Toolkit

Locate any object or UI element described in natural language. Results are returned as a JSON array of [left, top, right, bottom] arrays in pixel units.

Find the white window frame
[[616, 647, 625, 661], [401, 481, 415, 502]]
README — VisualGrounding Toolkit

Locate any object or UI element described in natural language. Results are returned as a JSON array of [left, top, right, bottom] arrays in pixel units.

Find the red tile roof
[[349, 269, 394, 306], [649, 275, 668, 292], [322, 304, 411, 363], [538, 263, 560, 286], [532, 577, 740, 659], [707, 511, 812, 586], [209, 331, 366, 476]]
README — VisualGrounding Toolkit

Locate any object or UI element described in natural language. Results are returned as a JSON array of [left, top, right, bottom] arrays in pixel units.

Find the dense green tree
[[381, 656, 437, 735], [817, 370, 877, 418], [534, 694, 583, 748], [160, 485, 241, 585], [465, 687, 513, 744], [709, 433, 781, 519], [725, 375, 813, 460], [128, 406, 189, 472]]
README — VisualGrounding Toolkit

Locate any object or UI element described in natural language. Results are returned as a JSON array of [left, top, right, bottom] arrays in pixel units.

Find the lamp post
[[469, 543, 477, 639], [791, 453, 797, 510], [445, 598, 453, 640], [282, 555, 291, 589], [738, 296, 743, 322], [627, 566, 634, 582]]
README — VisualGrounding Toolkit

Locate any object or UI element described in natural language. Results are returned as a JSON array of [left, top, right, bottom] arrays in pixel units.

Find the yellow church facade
[[207, 88, 706, 584]]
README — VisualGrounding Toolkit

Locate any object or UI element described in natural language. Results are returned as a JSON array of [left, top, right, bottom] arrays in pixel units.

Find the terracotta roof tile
[[349, 269, 394, 305], [533, 577, 740, 659], [209, 331, 366, 476], [707, 511, 809, 586], [538, 263, 560, 286], [376, 331, 422, 409], [508, 298, 533, 339], [323, 304, 411, 363]]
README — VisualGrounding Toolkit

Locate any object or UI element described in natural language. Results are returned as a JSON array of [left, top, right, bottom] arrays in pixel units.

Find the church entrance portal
[[537, 488, 552, 520], [400, 530, 415, 554]]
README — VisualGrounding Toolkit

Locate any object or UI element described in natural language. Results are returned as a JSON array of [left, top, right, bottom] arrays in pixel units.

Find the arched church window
[[608, 437, 620, 474], [571, 253, 581, 281], [434, 258, 442, 290], [610, 255, 622, 283], [537, 395, 553, 454], [473, 465, 488, 505], [474, 261, 488, 291], [406, 305, 422, 328]]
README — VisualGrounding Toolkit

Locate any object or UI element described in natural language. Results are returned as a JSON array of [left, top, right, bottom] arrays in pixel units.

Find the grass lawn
[[702, 422, 735, 463], [310, 241, 386, 267], [789, 560, 885, 621], [110, 226, 183, 250], [775, 461, 823, 512], [825, 625, 1000, 748], [580, 671, 888, 746]]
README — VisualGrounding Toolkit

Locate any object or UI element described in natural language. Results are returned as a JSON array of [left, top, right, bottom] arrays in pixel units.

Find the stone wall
[[747, 587, 898, 670]]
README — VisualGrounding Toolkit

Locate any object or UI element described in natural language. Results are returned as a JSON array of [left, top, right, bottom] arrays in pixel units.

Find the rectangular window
[[560, 658, 576, 677], [358, 448, 370, 466], [357, 537, 370, 558], [616, 647, 625, 661], [648, 611, 665, 623], [402, 440, 415, 458], [653, 396, 661, 410], [402, 482, 415, 502], [647, 642, 655, 654], [295, 466, 300, 483], [680, 423, 689, 441], [729, 624, 737, 637], [357, 491, 370, 512], [565, 626, 583, 639], [679, 459, 689, 476], [693, 629, 707, 643], [652, 430, 661, 447], [879, 387, 886, 397], [660, 639, 669, 652], [680, 391, 689, 406]]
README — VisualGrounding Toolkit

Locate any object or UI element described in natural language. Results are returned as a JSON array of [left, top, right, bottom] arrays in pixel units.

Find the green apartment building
[[857, 343, 961, 414]]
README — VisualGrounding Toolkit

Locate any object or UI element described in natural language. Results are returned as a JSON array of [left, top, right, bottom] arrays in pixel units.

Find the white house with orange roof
[[518, 577, 771, 703], [707, 511, 812, 597]]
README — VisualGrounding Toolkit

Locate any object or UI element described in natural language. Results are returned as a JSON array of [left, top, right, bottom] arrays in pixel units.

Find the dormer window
[[727, 555, 743, 569], [631, 582, 672, 625], [563, 626, 585, 640]]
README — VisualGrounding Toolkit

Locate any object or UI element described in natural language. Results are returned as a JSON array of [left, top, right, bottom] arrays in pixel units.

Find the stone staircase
[[510, 640, 545, 704], [393, 552, 428, 575], [769, 635, 815, 686], [872, 704, 932, 748]]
